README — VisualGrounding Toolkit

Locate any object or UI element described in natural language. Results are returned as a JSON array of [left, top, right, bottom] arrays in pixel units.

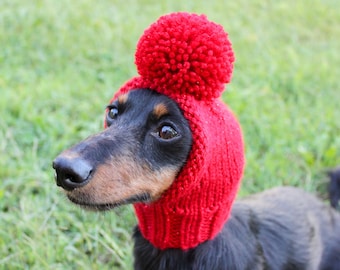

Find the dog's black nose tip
[[52, 156, 93, 191]]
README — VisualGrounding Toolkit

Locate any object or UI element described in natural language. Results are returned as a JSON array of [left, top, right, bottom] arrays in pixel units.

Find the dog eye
[[108, 107, 119, 120], [158, 125, 178, 140]]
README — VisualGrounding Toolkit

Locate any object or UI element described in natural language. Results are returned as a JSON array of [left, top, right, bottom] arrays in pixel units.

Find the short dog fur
[[53, 89, 340, 269]]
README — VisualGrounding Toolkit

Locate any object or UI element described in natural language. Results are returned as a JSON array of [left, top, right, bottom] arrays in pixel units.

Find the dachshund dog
[[53, 89, 340, 269]]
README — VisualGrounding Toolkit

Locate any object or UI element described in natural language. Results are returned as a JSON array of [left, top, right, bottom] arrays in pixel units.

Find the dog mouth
[[66, 192, 152, 211]]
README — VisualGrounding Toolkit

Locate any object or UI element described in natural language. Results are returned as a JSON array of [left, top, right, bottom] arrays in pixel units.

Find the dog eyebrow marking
[[153, 103, 169, 119], [117, 93, 129, 104]]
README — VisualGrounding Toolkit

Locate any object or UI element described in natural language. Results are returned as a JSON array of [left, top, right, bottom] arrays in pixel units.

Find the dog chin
[[66, 195, 118, 211], [66, 192, 152, 211]]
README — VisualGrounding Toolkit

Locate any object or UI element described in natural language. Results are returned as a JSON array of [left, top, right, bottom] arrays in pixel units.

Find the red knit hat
[[105, 12, 244, 250]]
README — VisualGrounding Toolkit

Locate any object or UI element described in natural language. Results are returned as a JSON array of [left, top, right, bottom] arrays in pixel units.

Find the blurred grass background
[[1, 0, 339, 269]]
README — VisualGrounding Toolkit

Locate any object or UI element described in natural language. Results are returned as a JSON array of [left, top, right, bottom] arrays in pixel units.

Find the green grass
[[1, 0, 340, 269]]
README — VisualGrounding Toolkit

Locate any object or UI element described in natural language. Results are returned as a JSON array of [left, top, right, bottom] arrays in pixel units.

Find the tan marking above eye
[[117, 93, 129, 105], [153, 103, 169, 119]]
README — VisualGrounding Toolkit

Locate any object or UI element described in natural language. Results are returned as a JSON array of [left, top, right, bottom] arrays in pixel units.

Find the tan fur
[[117, 93, 129, 104], [66, 155, 178, 207], [153, 103, 169, 119]]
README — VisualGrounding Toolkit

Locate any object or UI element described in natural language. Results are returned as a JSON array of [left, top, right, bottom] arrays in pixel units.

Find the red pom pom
[[135, 12, 235, 100]]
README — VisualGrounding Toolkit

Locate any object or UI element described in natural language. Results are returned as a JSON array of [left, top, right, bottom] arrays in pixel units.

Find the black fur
[[105, 89, 192, 171]]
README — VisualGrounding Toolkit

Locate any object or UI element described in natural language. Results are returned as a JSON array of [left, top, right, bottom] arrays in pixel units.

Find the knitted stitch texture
[[105, 12, 245, 250]]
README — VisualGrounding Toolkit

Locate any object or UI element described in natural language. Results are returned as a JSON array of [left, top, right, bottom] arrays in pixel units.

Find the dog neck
[[133, 187, 237, 250]]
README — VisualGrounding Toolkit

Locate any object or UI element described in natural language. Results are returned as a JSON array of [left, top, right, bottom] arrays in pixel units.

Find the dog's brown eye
[[158, 125, 178, 140], [108, 107, 119, 120]]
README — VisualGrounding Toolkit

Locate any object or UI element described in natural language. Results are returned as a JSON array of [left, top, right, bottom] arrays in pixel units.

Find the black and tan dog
[[53, 88, 340, 269]]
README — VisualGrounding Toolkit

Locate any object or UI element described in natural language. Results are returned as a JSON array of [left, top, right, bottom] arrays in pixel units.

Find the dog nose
[[52, 156, 93, 191]]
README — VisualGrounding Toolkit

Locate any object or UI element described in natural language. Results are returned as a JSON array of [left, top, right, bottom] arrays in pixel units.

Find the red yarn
[[136, 12, 234, 100], [105, 12, 244, 250]]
